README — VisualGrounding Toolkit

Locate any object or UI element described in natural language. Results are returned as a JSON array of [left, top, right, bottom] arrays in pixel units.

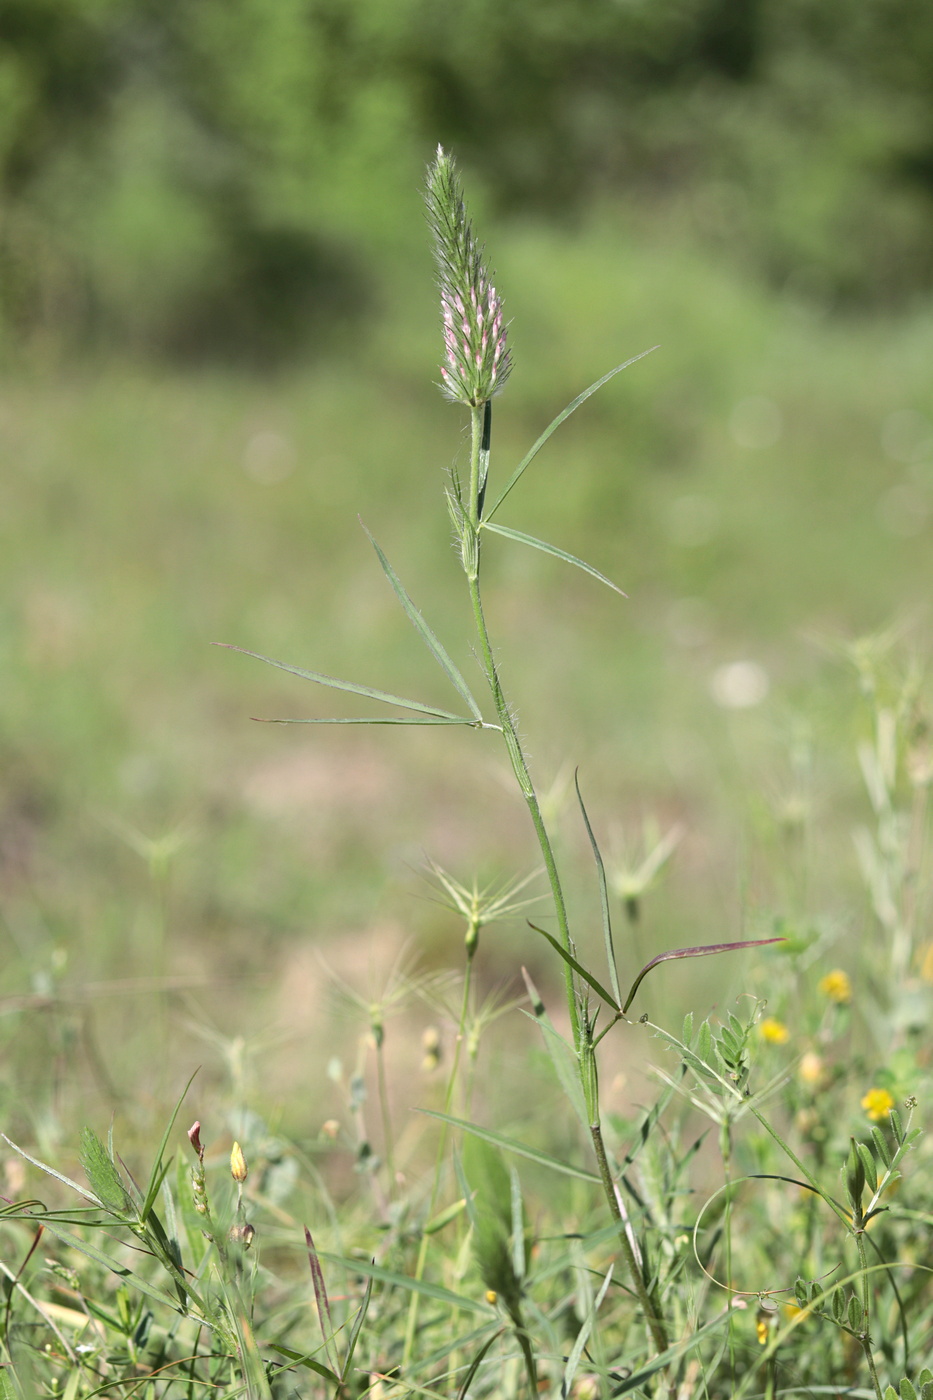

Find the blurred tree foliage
[[2, 0, 933, 361]]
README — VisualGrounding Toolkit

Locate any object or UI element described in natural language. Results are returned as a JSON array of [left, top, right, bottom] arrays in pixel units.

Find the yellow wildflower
[[759, 1017, 790, 1045], [819, 969, 851, 1003], [861, 1088, 894, 1122]]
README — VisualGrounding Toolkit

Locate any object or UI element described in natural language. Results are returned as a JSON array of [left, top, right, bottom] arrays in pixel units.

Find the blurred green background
[[3, 0, 933, 1151]]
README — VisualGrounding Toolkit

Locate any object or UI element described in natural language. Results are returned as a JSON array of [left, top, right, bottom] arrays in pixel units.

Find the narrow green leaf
[[140, 1069, 198, 1226], [509, 1166, 525, 1283], [484, 349, 658, 520], [250, 715, 476, 726], [317, 1253, 491, 1315], [341, 1273, 374, 1384], [528, 921, 621, 1011], [264, 1343, 339, 1384], [29, 1218, 188, 1316], [520, 968, 588, 1131], [622, 937, 785, 1014], [481, 522, 625, 595], [305, 1226, 339, 1375], [362, 525, 484, 721], [215, 643, 469, 721], [564, 1265, 614, 1395], [612, 1308, 732, 1394], [2, 1136, 103, 1208], [456, 1329, 503, 1400], [419, 1110, 599, 1183], [574, 772, 622, 1008]]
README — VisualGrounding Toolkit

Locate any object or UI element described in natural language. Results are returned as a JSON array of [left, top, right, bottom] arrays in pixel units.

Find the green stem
[[590, 1121, 669, 1357], [465, 403, 669, 1359], [465, 405, 580, 1051], [855, 1229, 883, 1400]]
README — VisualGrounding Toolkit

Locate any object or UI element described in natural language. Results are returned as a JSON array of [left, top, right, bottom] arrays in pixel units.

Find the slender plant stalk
[[464, 403, 669, 1358], [855, 1227, 883, 1400]]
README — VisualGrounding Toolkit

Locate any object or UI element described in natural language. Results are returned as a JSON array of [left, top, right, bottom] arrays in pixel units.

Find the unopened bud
[[230, 1142, 248, 1183], [187, 1121, 202, 1157]]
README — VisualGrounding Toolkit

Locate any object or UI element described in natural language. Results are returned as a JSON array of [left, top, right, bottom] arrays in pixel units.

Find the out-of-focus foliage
[[2, 0, 933, 360]]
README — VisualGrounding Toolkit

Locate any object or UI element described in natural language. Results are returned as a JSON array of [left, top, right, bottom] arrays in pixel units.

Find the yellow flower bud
[[230, 1141, 248, 1183]]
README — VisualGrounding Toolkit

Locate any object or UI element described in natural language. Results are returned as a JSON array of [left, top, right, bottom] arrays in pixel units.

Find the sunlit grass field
[[2, 214, 933, 1395]]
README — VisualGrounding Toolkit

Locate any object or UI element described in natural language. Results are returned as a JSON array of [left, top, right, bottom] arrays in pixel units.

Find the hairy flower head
[[819, 969, 851, 1004], [861, 1087, 894, 1121], [759, 1017, 789, 1045], [425, 147, 511, 407]]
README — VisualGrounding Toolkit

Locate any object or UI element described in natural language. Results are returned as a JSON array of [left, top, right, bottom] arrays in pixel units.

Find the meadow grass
[[1, 167, 932, 1396]]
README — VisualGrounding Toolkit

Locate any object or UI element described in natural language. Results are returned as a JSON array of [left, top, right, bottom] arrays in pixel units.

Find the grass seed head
[[425, 146, 511, 407]]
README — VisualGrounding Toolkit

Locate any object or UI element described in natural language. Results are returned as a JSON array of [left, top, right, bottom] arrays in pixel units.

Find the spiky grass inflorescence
[[425, 146, 511, 407]]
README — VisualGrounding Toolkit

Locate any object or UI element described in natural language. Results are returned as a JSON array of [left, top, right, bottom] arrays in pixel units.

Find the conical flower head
[[425, 147, 511, 407]]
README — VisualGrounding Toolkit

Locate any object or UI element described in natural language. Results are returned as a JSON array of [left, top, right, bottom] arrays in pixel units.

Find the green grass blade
[[481, 522, 625, 595], [456, 1328, 503, 1400], [317, 1253, 492, 1315], [250, 715, 476, 726], [527, 921, 621, 1012], [484, 348, 658, 521], [611, 1307, 733, 1394], [264, 1344, 339, 1384], [31, 1218, 188, 1315], [520, 968, 589, 1132], [340, 1273, 374, 1384], [215, 643, 469, 720], [140, 1069, 198, 1226], [574, 772, 622, 1007], [2, 1135, 103, 1207], [304, 1227, 339, 1374], [419, 1110, 599, 1183], [564, 1265, 613, 1395], [362, 525, 484, 721]]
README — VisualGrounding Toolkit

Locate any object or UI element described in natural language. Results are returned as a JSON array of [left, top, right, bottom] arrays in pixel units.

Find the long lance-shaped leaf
[[317, 1253, 492, 1315], [457, 1327, 504, 1400], [484, 348, 658, 521], [3, 1135, 103, 1208], [520, 967, 588, 1132], [140, 1068, 198, 1227], [481, 523, 625, 596], [263, 1344, 339, 1385], [214, 643, 471, 722], [420, 1110, 599, 1183], [622, 937, 785, 1015], [361, 524, 484, 721], [340, 1272, 374, 1385], [250, 715, 476, 726], [574, 772, 622, 1008], [304, 1227, 339, 1375], [528, 921, 621, 1012], [564, 1265, 614, 1396]]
